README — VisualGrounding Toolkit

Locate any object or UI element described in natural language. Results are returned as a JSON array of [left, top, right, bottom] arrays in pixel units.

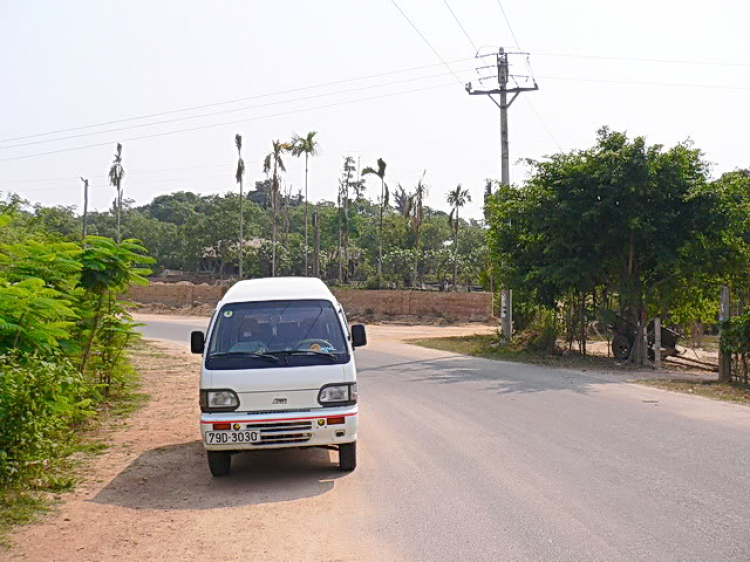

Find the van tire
[[207, 451, 232, 477], [339, 442, 356, 471]]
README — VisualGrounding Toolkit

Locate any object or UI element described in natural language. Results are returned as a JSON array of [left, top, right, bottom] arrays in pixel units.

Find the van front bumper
[[200, 406, 358, 451]]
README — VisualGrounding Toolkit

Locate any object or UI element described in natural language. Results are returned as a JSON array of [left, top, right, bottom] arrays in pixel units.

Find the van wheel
[[207, 451, 232, 477], [339, 442, 356, 472]]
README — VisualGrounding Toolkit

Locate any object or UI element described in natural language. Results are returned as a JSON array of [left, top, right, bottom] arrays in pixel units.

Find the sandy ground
[[3, 322, 493, 562], [2, 340, 402, 562]]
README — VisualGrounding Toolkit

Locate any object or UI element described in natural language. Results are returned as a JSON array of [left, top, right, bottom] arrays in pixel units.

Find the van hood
[[206, 363, 350, 412]]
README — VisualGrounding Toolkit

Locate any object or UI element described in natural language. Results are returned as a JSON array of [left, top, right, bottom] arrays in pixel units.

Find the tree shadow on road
[[92, 440, 347, 510], [362, 354, 623, 396]]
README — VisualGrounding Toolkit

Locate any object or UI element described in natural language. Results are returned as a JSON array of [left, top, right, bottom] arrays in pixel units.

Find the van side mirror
[[351, 324, 367, 348], [191, 331, 205, 354]]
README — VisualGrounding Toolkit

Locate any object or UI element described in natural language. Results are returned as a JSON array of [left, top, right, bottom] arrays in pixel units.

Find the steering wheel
[[297, 338, 335, 352]]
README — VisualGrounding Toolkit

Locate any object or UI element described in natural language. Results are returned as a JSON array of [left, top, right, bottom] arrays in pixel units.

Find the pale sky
[[1, 0, 748, 220]]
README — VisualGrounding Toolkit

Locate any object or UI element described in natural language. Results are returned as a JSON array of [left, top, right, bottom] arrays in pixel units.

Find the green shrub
[[365, 274, 384, 290], [0, 353, 94, 485], [512, 309, 559, 353]]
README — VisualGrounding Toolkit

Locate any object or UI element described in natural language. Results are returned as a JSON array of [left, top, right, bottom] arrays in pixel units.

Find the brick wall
[[128, 283, 491, 322], [128, 282, 227, 306], [333, 289, 491, 322]]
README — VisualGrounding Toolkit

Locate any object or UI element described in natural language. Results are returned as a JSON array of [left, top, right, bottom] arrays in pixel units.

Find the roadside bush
[[0, 353, 94, 485], [720, 312, 750, 383], [365, 273, 385, 290], [0, 209, 153, 490], [511, 309, 559, 353]]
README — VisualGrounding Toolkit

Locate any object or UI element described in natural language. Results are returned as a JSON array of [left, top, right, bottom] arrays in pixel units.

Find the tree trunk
[[116, 182, 122, 243], [312, 212, 320, 278], [579, 294, 587, 356], [272, 164, 278, 277], [239, 178, 244, 279], [82, 181, 89, 241], [80, 290, 105, 374], [378, 178, 384, 280], [452, 208, 459, 292], [412, 227, 420, 288], [304, 153, 309, 276], [338, 187, 343, 284]]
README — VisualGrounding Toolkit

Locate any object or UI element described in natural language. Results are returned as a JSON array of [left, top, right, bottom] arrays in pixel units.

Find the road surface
[[8, 316, 750, 561]]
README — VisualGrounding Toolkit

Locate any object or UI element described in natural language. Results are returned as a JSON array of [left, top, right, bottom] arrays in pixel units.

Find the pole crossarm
[[466, 84, 539, 96]]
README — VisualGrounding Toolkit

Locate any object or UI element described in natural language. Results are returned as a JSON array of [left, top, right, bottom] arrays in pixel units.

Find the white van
[[190, 277, 367, 477]]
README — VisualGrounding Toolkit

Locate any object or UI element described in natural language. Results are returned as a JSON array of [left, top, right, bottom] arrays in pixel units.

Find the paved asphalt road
[[138, 318, 750, 562]]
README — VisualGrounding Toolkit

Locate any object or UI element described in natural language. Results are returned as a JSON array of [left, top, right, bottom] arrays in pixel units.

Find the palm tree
[[235, 134, 246, 278], [447, 184, 471, 292], [338, 156, 356, 283], [263, 140, 290, 277], [411, 171, 428, 286], [362, 158, 388, 279], [107, 143, 125, 243], [394, 184, 414, 219], [290, 132, 319, 276]]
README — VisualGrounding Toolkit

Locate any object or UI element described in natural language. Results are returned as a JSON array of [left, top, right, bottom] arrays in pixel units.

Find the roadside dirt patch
[[2, 341, 390, 562]]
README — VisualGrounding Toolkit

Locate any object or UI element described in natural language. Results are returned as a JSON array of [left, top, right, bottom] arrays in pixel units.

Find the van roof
[[220, 277, 336, 305]]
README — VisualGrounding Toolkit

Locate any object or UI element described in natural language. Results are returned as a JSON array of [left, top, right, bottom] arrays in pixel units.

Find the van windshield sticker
[[223, 310, 233, 318]]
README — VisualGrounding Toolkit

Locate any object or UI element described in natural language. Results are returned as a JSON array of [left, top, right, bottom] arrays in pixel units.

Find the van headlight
[[318, 383, 357, 406], [200, 389, 240, 412]]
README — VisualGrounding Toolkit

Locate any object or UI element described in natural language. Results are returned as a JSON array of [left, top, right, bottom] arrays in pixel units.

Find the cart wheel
[[612, 334, 631, 361]]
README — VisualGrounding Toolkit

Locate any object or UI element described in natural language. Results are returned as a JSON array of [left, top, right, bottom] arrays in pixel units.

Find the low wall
[[333, 290, 491, 322], [128, 283, 491, 322], [128, 282, 227, 307]]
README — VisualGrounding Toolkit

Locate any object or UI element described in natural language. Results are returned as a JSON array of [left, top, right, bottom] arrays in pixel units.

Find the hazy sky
[[1, 0, 747, 219]]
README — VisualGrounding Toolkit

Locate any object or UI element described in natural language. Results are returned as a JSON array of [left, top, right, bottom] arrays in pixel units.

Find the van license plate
[[204, 431, 260, 445]]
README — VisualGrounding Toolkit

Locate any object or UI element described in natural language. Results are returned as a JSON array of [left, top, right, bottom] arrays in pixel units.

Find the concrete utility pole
[[719, 285, 731, 381], [466, 48, 538, 342]]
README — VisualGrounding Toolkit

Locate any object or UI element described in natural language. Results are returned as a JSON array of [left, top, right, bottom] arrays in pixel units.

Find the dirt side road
[[3, 341, 397, 562]]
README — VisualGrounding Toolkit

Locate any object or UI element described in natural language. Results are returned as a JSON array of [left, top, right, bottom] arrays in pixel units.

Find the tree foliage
[[487, 127, 750, 354]]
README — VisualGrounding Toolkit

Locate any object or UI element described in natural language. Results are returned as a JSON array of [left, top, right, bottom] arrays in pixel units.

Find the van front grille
[[246, 420, 313, 445], [246, 409, 315, 415]]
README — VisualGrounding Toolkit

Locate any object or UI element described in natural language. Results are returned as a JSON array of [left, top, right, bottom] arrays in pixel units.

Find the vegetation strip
[[637, 379, 750, 406], [0, 204, 153, 544]]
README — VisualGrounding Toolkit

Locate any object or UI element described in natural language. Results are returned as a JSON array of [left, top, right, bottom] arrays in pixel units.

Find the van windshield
[[206, 299, 349, 369]]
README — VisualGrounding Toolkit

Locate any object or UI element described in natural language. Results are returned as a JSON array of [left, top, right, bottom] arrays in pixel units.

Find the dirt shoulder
[[411, 334, 719, 381], [2, 341, 393, 562]]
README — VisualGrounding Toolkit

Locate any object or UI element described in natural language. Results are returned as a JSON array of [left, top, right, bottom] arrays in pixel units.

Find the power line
[[537, 74, 750, 90], [523, 98, 562, 151], [0, 81, 457, 163], [389, 0, 464, 85], [442, 0, 478, 53], [495, 0, 522, 50], [0, 57, 476, 145], [0, 66, 476, 151], [490, 1, 562, 151], [534, 52, 750, 68]]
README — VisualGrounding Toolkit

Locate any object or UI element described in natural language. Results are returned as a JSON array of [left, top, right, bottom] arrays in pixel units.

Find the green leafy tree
[[78, 236, 152, 379]]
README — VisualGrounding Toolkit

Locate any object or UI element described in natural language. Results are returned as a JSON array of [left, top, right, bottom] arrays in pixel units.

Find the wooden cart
[[609, 314, 681, 361]]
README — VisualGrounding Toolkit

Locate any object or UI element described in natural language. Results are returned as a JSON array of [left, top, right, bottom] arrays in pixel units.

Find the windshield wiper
[[208, 351, 280, 363], [269, 349, 338, 361]]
